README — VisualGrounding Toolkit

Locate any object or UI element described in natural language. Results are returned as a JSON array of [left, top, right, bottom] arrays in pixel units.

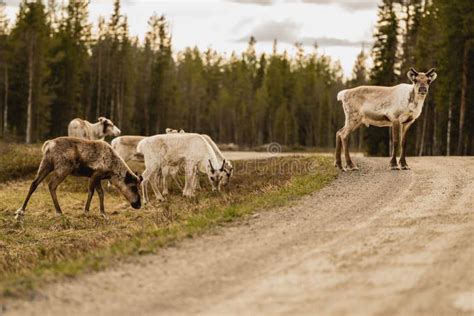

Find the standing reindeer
[[15, 137, 142, 220], [335, 68, 437, 171]]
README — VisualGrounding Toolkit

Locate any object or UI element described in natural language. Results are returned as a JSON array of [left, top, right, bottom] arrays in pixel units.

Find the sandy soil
[[3, 156, 474, 316]]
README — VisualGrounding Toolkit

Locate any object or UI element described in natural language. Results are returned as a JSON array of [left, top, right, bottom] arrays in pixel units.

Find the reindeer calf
[[15, 137, 142, 220]]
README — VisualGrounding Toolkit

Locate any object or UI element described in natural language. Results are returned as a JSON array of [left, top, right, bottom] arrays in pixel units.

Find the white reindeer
[[335, 68, 437, 171], [111, 135, 146, 163], [68, 117, 121, 140], [164, 130, 233, 190], [111, 135, 182, 199], [137, 133, 227, 203]]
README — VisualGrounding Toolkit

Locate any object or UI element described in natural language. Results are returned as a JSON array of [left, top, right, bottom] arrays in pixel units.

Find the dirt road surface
[[4, 156, 474, 316]]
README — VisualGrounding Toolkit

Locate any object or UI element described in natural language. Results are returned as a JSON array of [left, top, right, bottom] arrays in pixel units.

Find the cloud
[[300, 0, 379, 11], [301, 36, 370, 47], [236, 20, 370, 47], [227, 0, 276, 5], [228, 0, 379, 10], [4, 0, 20, 8], [236, 19, 301, 43], [4, 0, 135, 8]]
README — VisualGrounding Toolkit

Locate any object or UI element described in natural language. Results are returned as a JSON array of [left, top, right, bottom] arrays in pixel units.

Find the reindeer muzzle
[[131, 200, 141, 209]]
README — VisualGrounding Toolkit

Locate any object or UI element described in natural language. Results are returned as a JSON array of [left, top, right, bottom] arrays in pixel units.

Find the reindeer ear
[[166, 128, 171, 133], [407, 68, 418, 83], [98, 117, 105, 122], [179, 129, 185, 133], [139, 175, 143, 182], [426, 68, 437, 82]]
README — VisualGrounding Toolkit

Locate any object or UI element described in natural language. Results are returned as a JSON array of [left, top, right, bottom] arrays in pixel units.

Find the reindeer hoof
[[100, 213, 108, 220], [14, 208, 25, 220], [390, 165, 400, 171], [347, 165, 359, 171], [400, 165, 410, 170], [334, 162, 345, 171]]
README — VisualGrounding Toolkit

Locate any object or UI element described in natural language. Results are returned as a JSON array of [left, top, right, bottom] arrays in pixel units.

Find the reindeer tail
[[41, 140, 55, 154]]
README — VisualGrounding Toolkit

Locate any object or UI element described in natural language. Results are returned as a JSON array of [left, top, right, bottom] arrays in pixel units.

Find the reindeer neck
[[410, 85, 427, 110]]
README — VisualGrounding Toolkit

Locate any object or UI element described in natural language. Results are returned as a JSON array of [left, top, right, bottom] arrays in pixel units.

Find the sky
[[4, 0, 380, 77]]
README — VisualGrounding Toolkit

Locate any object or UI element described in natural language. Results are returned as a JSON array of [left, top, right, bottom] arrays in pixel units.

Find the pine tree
[[9, 1, 53, 143], [349, 47, 369, 150], [367, 0, 399, 156], [0, 0, 9, 137], [49, 0, 91, 136]]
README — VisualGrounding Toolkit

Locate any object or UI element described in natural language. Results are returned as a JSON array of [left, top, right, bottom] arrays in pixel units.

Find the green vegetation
[[0, 146, 337, 298], [0, 142, 42, 183]]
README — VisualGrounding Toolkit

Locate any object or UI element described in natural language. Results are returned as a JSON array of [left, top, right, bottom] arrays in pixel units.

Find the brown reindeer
[[15, 137, 142, 220]]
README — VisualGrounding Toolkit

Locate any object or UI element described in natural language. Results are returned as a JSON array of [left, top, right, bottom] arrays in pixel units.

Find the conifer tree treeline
[[0, 0, 472, 156], [366, 0, 474, 155]]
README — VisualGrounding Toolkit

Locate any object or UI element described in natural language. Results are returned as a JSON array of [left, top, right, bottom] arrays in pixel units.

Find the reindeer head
[[98, 117, 121, 137], [207, 159, 233, 191], [110, 171, 142, 209], [407, 68, 437, 96], [220, 160, 234, 188]]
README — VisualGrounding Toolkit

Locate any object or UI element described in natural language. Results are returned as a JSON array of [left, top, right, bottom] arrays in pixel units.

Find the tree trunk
[[419, 110, 428, 156], [389, 128, 392, 157], [96, 48, 102, 118], [2, 65, 7, 136], [446, 96, 453, 156], [456, 43, 469, 155], [26, 42, 34, 144]]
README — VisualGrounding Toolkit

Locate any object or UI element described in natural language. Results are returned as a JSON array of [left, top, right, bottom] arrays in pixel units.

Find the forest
[[0, 0, 472, 155]]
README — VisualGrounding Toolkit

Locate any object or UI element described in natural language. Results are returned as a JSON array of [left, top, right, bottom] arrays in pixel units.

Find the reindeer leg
[[390, 121, 401, 170], [341, 121, 361, 171], [335, 128, 344, 170], [399, 121, 414, 170], [95, 181, 107, 218], [141, 167, 154, 204], [151, 170, 165, 202], [48, 169, 70, 216], [84, 178, 96, 214], [183, 162, 196, 198], [15, 159, 53, 220], [161, 167, 169, 197]]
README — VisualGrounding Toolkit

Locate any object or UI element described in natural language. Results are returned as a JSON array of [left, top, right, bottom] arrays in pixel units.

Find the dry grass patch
[[0, 146, 337, 297]]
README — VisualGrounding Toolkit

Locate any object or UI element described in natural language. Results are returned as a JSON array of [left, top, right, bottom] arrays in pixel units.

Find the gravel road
[[4, 156, 474, 316]]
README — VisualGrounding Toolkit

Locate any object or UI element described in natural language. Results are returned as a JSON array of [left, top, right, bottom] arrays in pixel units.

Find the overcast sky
[[4, 0, 379, 77]]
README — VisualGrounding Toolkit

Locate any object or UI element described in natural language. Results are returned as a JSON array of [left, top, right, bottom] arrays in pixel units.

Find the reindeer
[[15, 137, 142, 220], [335, 68, 437, 171], [68, 117, 121, 140], [137, 133, 227, 203], [164, 130, 233, 188]]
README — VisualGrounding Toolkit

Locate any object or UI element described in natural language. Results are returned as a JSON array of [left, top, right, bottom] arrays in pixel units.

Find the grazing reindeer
[[335, 68, 437, 171], [137, 133, 226, 203], [15, 137, 142, 220], [68, 117, 121, 140], [111, 135, 146, 162]]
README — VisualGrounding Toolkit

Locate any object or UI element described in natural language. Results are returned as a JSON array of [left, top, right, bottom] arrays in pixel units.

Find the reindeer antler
[[209, 160, 215, 173], [220, 159, 226, 171]]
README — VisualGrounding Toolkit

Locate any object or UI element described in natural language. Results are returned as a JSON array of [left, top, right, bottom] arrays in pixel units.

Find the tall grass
[[0, 144, 337, 297]]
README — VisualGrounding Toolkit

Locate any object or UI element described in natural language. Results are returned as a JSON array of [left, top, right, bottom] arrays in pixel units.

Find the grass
[[0, 142, 43, 183], [0, 144, 338, 298]]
